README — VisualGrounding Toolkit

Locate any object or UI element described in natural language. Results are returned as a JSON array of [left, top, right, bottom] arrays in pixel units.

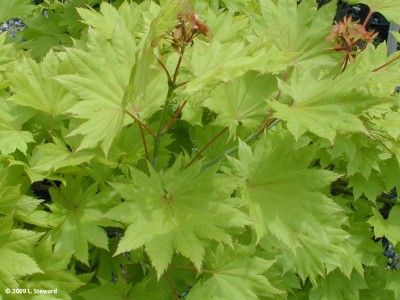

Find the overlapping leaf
[[8, 50, 77, 115], [187, 245, 283, 300], [0, 215, 43, 290], [107, 158, 250, 277], [55, 24, 136, 154], [0, 0, 34, 23], [268, 68, 383, 143], [204, 72, 276, 139], [369, 207, 400, 246], [46, 177, 119, 264], [224, 131, 349, 282]]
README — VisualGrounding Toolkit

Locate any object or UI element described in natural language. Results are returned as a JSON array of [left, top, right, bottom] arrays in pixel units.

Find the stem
[[155, 55, 172, 85], [363, 9, 374, 28], [371, 53, 400, 72], [152, 97, 171, 168], [174, 81, 189, 88], [125, 110, 156, 137], [186, 127, 228, 168], [161, 100, 187, 135], [138, 123, 150, 161], [172, 47, 185, 84], [162, 272, 179, 300], [200, 120, 281, 171]]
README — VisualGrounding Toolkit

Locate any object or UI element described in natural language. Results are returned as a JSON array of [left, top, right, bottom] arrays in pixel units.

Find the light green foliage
[[0, 0, 35, 23], [107, 158, 250, 276], [46, 177, 119, 264], [0, 0, 399, 298], [55, 24, 136, 154]]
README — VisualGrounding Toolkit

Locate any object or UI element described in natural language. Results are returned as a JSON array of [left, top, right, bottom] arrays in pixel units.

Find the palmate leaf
[[0, 0, 34, 23], [8, 50, 77, 116], [46, 177, 119, 265], [369, 207, 400, 246], [346, 0, 400, 23], [55, 23, 136, 154], [203, 72, 276, 139], [20, 237, 84, 299], [107, 158, 251, 277], [268, 68, 382, 143], [187, 245, 283, 300], [0, 215, 43, 290], [223, 131, 349, 283], [250, 0, 339, 66], [0, 99, 34, 155], [309, 270, 368, 300]]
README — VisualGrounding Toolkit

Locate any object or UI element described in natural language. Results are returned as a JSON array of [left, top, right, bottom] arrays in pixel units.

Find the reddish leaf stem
[[161, 100, 188, 135], [172, 47, 185, 84], [186, 127, 228, 168], [371, 53, 400, 72], [362, 9, 374, 28], [138, 123, 150, 161], [162, 272, 179, 300], [155, 55, 173, 85], [125, 110, 156, 137]]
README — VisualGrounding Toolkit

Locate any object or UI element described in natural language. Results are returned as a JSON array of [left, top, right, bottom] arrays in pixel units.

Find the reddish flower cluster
[[326, 16, 378, 53]]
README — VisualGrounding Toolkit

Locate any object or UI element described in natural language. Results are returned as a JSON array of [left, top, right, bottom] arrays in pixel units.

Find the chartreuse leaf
[[0, 99, 34, 155], [369, 207, 400, 246], [184, 40, 263, 93], [251, 0, 339, 66], [55, 23, 136, 154], [204, 72, 276, 139], [309, 270, 367, 300], [25, 137, 95, 183], [268, 67, 381, 143], [372, 111, 400, 140], [224, 131, 349, 283], [20, 237, 84, 298], [187, 245, 283, 300], [0, 0, 35, 23], [78, 278, 132, 300], [107, 158, 250, 277], [0, 165, 41, 219], [131, 271, 175, 300], [346, 0, 400, 23], [0, 215, 43, 290], [8, 50, 77, 116], [46, 177, 119, 265]]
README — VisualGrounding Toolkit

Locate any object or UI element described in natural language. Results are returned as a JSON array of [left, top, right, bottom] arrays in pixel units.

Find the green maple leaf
[[250, 0, 339, 66], [78, 278, 132, 300], [309, 270, 368, 300], [0, 99, 34, 155], [20, 237, 84, 298], [0, 0, 35, 23], [25, 137, 95, 183], [223, 131, 349, 283], [107, 158, 251, 277], [8, 50, 77, 116], [46, 177, 120, 264], [346, 0, 400, 23], [268, 67, 381, 143], [203, 72, 276, 139], [0, 215, 43, 290], [0, 165, 41, 220], [369, 207, 400, 246], [348, 171, 385, 200], [372, 111, 400, 140], [187, 245, 283, 300], [55, 23, 136, 154]]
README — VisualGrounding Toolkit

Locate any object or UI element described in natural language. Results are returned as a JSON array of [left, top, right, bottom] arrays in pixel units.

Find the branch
[[125, 110, 156, 137], [138, 123, 150, 161], [163, 272, 179, 300], [371, 53, 400, 73], [152, 97, 171, 168], [172, 46, 185, 84], [161, 100, 187, 135], [155, 55, 173, 85], [186, 127, 228, 168]]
